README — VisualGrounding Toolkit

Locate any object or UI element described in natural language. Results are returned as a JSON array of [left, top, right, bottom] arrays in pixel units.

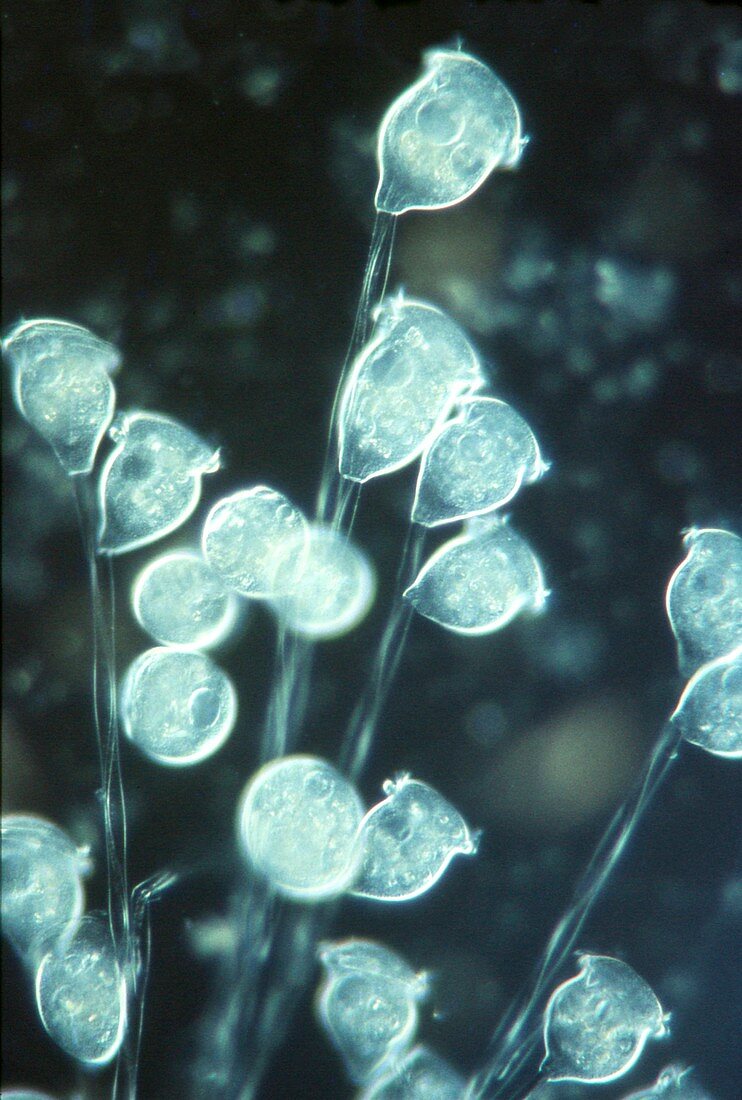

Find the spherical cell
[[132, 550, 238, 649], [237, 755, 364, 900], [671, 646, 741, 759], [121, 647, 237, 766]]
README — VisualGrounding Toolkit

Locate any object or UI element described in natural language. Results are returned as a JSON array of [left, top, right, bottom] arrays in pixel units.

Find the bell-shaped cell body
[[665, 528, 742, 677], [338, 295, 484, 483], [376, 49, 524, 215], [121, 647, 237, 766], [3, 318, 119, 475], [202, 486, 307, 599], [317, 967, 420, 1085], [359, 1045, 466, 1100], [35, 913, 127, 1067], [351, 775, 477, 902], [621, 1064, 714, 1100], [98, 410, 219, 555], [238, 755, 364, 900], [318, 940, 426, 997], [1, 816, 90, 964], [541, 954, 668, 1085], [413, 397, 546, 527], [270, 525, 376, 640], [132, 550, 238, 649], [405, 517, 547, 635], [671, 646, 741, 760]]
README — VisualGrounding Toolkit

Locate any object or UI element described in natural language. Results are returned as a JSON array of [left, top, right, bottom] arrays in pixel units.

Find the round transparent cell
[[3, 318, 119, 475], [351, 775, 477, 902], [121, 646, 237, 766], [270, 525, 376, 639], [671, 646, 741, 759], [413, 396, 546, 527], [541, 954, 668, 1085], [338, 293, 484, 483], [665, 528, 742, 676], [201, 485, 307, 599], [376, 48, 524, 215], [237, 755, 364, 900], [317, 969, 419, 1085], [98, 410, 220, 555], [621, 1064, 714, 1100], [404, 517, 548, 635], [35, 913, 127, 1067], [132, 550, 238, 649], [1, 815, 90, 963], [359, 1045, 466, 1100], [318, 939, 426, 997]]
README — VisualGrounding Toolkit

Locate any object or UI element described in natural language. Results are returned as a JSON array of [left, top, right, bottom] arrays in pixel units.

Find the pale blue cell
[[35, 913, 127, 1067], [132, 550, 238, 649], [413, 396, 546, 527], [621, 1064, 715, 1100], [541, 954, 668, 1085], [665, 527, 742, 676], [351, 775, 477, 902], [338, 293, 484, 483], [318, 940, 425, 996], [237, 756, 364, 901], [98, 410, 220, 554], [121, 646, 237, 766], [376, 49, 524, 215], [671, 646, 741, 759], [359, 1045, 466, 1100], [202, 485, 307, 599], [1, 815, 90, 964], [404, 517, 548, 635], [3, 318, 119, 475]]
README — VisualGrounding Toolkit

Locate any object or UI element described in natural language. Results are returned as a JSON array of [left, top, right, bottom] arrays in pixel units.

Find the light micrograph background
[[2, 2, 740, 1098]]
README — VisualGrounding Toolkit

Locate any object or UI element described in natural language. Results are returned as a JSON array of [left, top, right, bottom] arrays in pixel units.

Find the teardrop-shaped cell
[[351, 775, 477, 902], [1, 816, 90, 964], [359, 1044, 466, 1100], [202, 486, 307, 599], [404, 518, 547, 635], [665, 528, 742, 676], [237, 755, 364, 901], [621, 1064, 714, 1100], [35, 912, 127, 1066], [121, 647, 237, 766], [671, 645, 741, 759], [318, 939, 426, 997], [413, 397, 546, 527], [3, 318, 119, 475], [317, 968, 419, 1085], [98, 411, 220, 555], [541, 954, 668, 1085], [270, 525, 376, 639], [132, 550, 238, 649], [376, 49, 524, 216], [338, 294, 484, 483]]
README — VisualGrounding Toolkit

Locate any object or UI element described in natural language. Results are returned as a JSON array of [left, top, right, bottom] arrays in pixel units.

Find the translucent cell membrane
[[621, 1064, 715, 1100], [404, 517, 547, 635], [269, 525, 376, 639], [3, 318, 119, 475], [35, 913, 127, 1067], [202, 485, 307, 599], [338, 294, 484, 484], [237, 756, 364, 900], [98, 410, 220, 554], [359, 1045, 466, 1100], [121, 646, 237, 766], [671, 645, 742, 759], [352, 775, 477, 902], [665, 527, 742, 676], [1, 816, 90, 963], [541, 954, 668, 1085], [132, 550, 238, 649], [376, 49, 524, 215], [413, 396, 546, 527], [317, 939, 425, 1085]]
